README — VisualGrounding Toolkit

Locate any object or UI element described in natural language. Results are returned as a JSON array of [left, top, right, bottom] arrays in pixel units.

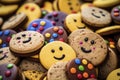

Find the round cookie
[[9, 31, 44, 57], [44, 11, 67, 27], [111, 5, 120, 24], [47, 61, 68, 80], [42, 26, 68, 43], [27, 19, 53, 33], [54, 0, 80, 14], [66, 58, 97, 80], [98, 47, 118, 79], [0, 4, 18, 16], [17, 3, 41, 29], [64, 13, 86, 33], [81, 7, 111, 28], [68, 29, 108, 66], [107, 68, 120, 80], [1, 12, 28, 30], [19, 59, 46, 72], [39, 41, 76, 69], [0, 17, 3, 26], [0, 29, 16, 48], [93, 0, 120, 8], [0, 47, 20, 65], [0, 63, 24, 80]]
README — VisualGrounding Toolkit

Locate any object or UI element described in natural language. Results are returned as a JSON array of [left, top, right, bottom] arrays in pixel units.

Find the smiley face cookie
[[39, 41, 76, 69], [65, 13, 86, 33], [44, 11, 67, 27], [17, 3, 41, 29], [54, 0, 80, 14], [68, 29, 108, 66], [9, 31, 44, 57], [42, 26, 68, 43], [66, 58, 97, 80], [107, 68, 120, 80], [27, 19, 53, 33], [81, 7, 111, 28]]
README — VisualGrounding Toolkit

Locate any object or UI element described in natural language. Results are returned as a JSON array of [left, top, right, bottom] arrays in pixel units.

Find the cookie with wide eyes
[[81, 7, 111, 28], [68, 29, 108, 66], [9, 31, 44, 57], [39, 41, 76, 69]]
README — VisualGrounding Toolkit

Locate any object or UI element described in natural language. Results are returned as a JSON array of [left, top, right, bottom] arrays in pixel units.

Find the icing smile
[[54, 54, 65, 60], [81, 47, 91, 53], [91, 13, 100, 18], [0, 51, 7, 60], [77, 26, 86, 29], [23, 37, 31, 43]]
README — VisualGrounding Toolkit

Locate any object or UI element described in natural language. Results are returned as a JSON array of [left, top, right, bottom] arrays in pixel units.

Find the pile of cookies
[[0, 0, 120, 80]]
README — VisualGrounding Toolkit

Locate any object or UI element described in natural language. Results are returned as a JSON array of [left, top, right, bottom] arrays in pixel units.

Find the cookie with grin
[[39, 41, 76, 69], [81, 7, 111, 28], [69, 29, 108, 66], [9, 31, 44, 57]]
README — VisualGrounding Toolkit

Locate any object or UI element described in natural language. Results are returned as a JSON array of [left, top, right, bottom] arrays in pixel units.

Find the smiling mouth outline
[[53, 54, 65, 60], [0, 51, 7, 60], [81, 47, 91, 53], [91, 13, 100, 18], [23, 37, 31, 43], [77, 26, 86, 29]]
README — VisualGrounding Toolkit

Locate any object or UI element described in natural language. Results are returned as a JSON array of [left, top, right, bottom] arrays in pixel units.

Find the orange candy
[[70, 68, 76, 74]]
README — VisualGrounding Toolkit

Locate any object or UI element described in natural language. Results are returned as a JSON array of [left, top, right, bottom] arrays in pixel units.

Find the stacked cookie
[[0, 0, 120, 80]]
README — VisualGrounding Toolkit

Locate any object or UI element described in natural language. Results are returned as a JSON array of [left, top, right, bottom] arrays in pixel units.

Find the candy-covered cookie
[[27, 19, 53, 33], [68, 29, 108, 66], [66, 58, 97, 80], [111, 5, 120, 24], [17, 3, 41, 29], [47, 61, 68, 80], [42, 26, 68, 43], [0, 29, 16, 48], [1, 13, 28, 30], [44, 11, 67, 27], [81, 7, 111, 28], [39, 41, 76, 69], [0, 47, 20, 65], [9, 31, 44, 57]]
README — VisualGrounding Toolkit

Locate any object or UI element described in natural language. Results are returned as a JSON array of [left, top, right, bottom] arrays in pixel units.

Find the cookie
[[68, 29, 108, 66], [111, 5, 120, 24], [0, 0, 20, 4], [0, 63, 24, 80], [0, 29, 16, 48], [1, 12, 28, 30], [44, 11, 67, 27], [54, 0, 80, 14], [106, 68, 120, 80], [17, 3, 41, 29], [27, 19, 53, 33], [9, 31, 44, 57], [19, 59, 46, 72], [93, 0, 120, 8], [98, 47, 118, 79], [66, 58, 97, 80], [0, 4, 18, 16], [95, 25, 120, 36], [0, 17, 3, 26], [25, 0, 45, 6], [81, 7, 111, 28], [42, 26, 68, 43], [23, 70, 43, 80], [39, 41, 76, 69], [64, 13, 87, 33], [0, 47, 20, 65], [47, 61, 68, 80]]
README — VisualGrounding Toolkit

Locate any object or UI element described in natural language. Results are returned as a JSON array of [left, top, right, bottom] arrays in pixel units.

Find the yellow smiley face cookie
[[39, 41, 76, 69], [65, 13, 86, 32], [17, 3, 41, 29]]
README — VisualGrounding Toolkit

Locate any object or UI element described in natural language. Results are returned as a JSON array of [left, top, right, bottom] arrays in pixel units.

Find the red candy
[[77, 74, 82, 79], [5, 70, 11, 77], [53, 12, 58, 17], [58, 29, 64, 35], [39, 26, 44, 31], [32, 23, 38, 27]]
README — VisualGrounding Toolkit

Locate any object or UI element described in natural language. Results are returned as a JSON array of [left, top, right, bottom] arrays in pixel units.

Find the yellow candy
[[0, 39, 2, 44], [110, 45, 115, 48], [82, 59, 88, 65], [40, 21, 46, 26], [45, 33, 51, 38]]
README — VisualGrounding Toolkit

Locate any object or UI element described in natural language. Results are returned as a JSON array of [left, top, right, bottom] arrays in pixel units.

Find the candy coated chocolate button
[[83, 72, 89, 78], [0, 39, 2, 44], [4, 30, 10, 36], [2, 44, 7, 48], [82, 59, 88, 65], [40, 21, 46, 26], [87, 63, 93, 70], [53, 27, 59, 32], [52, 33, 58, 38], [53, 12, 58, 17], [30, 27, 36, 31], [7, 64, 13, 69], [70, 68, 76, 74], [79, 65, 84, 71], [6, 37, 11, 42], [5, 70, 11, 77], [51, 21, 56, 26], [39, 26, 44, 31], [58, 29, 64, 35], [77, 74, 82, 79], [75, 58, 81, 65], [0, 75, 3, 80], [114, 12, 119, 16], [90, 74, 95, 78], [114, 8, 119, 12], [0, 31, 3, 36], [49, 39, 54, 42], [59, 38, 64, 42], [32, 23, 38, 28], [42, 11, 47, 16], [45, 33, 51, 38]]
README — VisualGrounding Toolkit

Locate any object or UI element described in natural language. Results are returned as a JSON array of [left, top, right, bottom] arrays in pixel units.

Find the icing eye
[[25, 5, 29, 9], [117, 73, 120, 76], [84, 37, 88, 42], [16, 37, 21, 40], [68, 2, 72, 5], [59, 46, 63, 51], [91, 40, 95, 45], [74, 19, 77, 22], [99, 11, 103, 13], [102, 14, 105, 16], [70, 7, 73, 10], [31, 7, 35, 11], [51, 49, 55, 53], [22, 34, 26, 37], [92, 9, 95, 12]]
